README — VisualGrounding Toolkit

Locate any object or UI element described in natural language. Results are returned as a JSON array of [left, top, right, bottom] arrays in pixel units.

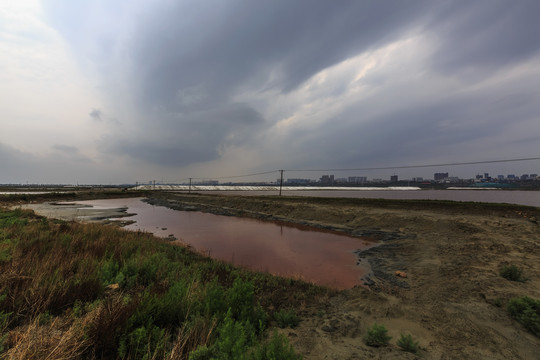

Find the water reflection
[[76, 198, 375, 289]]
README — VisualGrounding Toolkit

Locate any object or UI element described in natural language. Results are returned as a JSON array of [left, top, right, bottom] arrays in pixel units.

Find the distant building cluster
[[434, 172, 539, 183], [277, 170, 540, 186]]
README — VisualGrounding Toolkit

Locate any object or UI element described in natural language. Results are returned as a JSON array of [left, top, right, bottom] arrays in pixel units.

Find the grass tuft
[[507, 296, 540, 337], [500, 265, 526, 282]]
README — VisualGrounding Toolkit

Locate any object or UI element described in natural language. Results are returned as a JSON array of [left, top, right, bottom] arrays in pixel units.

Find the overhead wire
[[284, 156, 540, 173], [136, 156, 540, 184]]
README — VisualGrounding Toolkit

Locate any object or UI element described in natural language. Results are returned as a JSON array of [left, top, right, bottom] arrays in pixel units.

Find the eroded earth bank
[[147, 192, 540, 359]]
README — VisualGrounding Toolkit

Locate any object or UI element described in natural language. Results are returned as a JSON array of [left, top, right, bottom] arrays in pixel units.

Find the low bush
[[507, 296, 540, 337], [249, 330, 303, 360], [364, 323, 391, 347], [500, 265, 526, 282], [274, 309, 300, 328], [397, 333, 420, 354]]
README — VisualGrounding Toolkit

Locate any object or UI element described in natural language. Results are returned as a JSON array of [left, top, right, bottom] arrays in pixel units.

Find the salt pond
[[27, 198, 375, 289]]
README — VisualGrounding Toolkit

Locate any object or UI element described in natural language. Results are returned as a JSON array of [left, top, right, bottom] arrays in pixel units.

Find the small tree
[[363, 323, 391, 347], [397, 333, 420, 353]]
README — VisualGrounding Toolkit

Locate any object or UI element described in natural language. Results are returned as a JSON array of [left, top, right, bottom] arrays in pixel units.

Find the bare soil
[[148, 192, 540, 360]]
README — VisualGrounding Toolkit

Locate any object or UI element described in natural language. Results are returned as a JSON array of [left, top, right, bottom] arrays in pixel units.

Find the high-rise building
[[434, 173, 449, 181], [348, 176, 367, 184], [320, 175, 335, 185]]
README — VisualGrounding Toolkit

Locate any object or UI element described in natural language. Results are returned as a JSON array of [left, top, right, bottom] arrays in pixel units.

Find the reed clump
[[0, 207, 327, 359]]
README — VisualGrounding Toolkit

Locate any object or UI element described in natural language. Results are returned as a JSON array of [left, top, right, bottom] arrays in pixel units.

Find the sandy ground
[[17, 192, 540, 359], [147, 193, 540, 360]]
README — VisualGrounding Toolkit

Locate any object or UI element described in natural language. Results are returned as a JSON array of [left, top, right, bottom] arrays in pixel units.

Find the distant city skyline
[[1, 163, 539, 186]]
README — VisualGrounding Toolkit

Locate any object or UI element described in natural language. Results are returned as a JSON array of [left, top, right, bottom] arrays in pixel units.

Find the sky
[[1, 0, 539, 184]]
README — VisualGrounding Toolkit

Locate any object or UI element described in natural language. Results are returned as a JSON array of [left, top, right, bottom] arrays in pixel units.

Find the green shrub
[[364, 323, 391, 347], [249, 330, 302, 360], [226, 277, 268, 332], [274, 309, 300, 328], [500, 265, 526, 282], [213, 309, 252, 360], [0, 209, 29, 227], [99, 257, 120, 286], [118, 325, 169, 360], [0, 238, 15, 263], [507, 296, 540, 337], [127, 280, 191, 330], [397, 333, 420, 353], [203, 279, 227, 317], [189, 345, 212, 360], [227, 277, 255, 321]]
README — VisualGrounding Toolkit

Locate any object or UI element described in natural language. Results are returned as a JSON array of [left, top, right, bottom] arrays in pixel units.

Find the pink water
[[76, 198, 374, 289]]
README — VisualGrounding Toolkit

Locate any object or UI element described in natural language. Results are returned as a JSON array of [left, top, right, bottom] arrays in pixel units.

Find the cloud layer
[[1, 0, 539, 183]]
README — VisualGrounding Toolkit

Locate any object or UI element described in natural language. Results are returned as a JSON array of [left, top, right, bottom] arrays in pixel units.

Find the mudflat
[[149, 192, 540, 359]]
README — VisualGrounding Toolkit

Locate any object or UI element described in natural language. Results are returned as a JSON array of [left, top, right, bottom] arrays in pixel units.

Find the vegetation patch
[[507, 296, 540, 337], [397, 333, 420, 354], [500, 264, 526, 282], [0, 206, 327, 359], [363, 323, 391, 347], [274, 309, 300, 328]]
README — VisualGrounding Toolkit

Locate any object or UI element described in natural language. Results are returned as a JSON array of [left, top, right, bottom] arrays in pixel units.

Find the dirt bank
[[148, 192, 540, 359]]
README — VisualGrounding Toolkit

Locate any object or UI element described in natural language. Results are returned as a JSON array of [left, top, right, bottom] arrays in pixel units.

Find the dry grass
[[4, 313, 93, 360]]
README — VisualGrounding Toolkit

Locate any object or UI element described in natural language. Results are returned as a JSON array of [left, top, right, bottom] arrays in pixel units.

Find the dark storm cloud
[[129, 0, 430, 111], [42, 0, 540, 173], [95, 0, 434, 166], [428, 0, 540, 74], [289, 79, 540, 170], [101, 103, 264, 167]]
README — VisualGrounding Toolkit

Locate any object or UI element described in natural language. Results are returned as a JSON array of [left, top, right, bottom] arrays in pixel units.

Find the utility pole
[[153, 180, 156, 190], [279, 170, 284, 196], [189, 178, 192, 194]]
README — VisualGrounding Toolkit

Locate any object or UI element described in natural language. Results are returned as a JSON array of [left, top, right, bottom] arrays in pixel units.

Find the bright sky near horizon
[[1, 0, 539, 184]]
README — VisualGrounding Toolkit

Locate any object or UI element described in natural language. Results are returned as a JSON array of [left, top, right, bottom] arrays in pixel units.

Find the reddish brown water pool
[[74, 198, 376, 289]]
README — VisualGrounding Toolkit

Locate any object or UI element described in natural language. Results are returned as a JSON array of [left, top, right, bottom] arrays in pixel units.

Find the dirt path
[[149, 193, 540, 359]]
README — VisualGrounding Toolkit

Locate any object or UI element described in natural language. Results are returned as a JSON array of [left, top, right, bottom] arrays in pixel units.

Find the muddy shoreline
[[144, 196, 410, 289], [145, 192, 540, 359], [144, 196, 410, 240]]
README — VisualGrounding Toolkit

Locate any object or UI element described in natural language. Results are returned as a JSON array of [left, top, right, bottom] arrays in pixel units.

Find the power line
[[284, 156, 540, 173], [135, 156, 540, 186], [190, 169, 279, 181]]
